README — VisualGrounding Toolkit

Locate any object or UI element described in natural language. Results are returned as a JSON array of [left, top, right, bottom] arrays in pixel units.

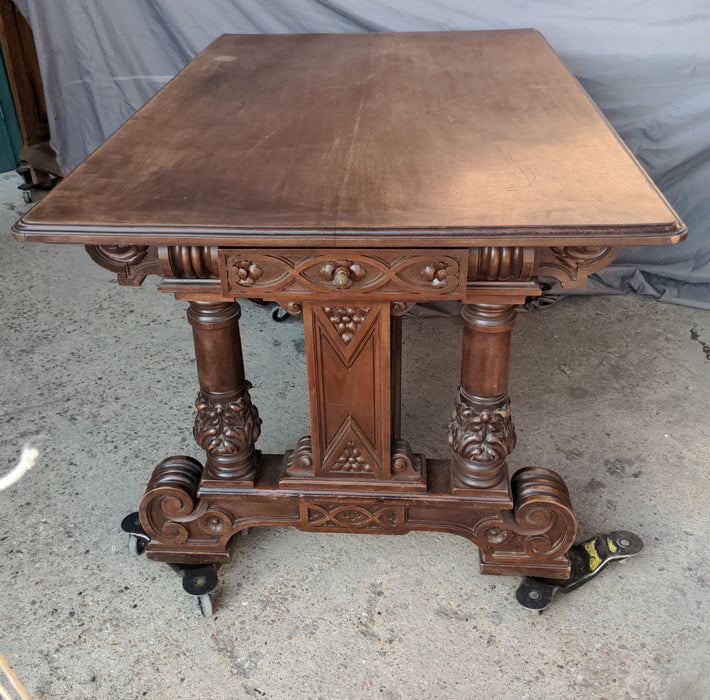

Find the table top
[[14, 29, 684, 248]]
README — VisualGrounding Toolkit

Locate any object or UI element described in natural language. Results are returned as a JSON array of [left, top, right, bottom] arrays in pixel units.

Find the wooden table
[[13, 30, 685, 606]]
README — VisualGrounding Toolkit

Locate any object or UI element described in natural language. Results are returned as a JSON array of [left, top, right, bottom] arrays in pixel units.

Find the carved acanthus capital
[[448, 390, 516, 489], [194, 383, 261, 479], [535, 245, 621, 288]]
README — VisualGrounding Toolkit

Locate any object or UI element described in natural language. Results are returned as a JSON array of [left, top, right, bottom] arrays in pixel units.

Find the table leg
[[188, 301, 261, 484], [449, 303, 517, 492]]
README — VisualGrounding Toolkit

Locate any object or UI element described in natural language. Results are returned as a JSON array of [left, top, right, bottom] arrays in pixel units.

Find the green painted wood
[[0, 49, 22, 171]]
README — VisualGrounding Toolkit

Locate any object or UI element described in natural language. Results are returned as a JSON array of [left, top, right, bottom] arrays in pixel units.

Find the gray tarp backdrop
[[13, 1, 710, 308]]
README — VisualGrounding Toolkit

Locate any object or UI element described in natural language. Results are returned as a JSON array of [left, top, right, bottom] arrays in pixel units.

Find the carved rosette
[[475, 467, 577, 573], [421, 261, 450, 287], [448, 390, 516, 488], [194, 382, 261, 479], [229, 259, 263, 286], [320, 260, 367, 289]]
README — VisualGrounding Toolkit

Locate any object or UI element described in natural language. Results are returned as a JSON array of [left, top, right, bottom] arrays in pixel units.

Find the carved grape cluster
[[332, 441, 372, 472], [324, 306, 370, 344]]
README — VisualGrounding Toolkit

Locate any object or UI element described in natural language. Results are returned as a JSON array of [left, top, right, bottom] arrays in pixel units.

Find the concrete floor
[[0, 169, 708, 700]]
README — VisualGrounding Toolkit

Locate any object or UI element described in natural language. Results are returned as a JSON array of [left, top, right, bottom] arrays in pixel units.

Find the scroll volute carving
[[85, 244, 161, 286], [86, 244, 221, 286], [534, 245, 621, 288]]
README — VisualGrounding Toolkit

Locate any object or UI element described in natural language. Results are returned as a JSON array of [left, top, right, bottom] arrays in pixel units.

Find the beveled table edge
[[11, 220, 687, 248]]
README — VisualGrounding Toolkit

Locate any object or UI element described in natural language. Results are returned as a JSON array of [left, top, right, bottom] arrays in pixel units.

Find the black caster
[[120, 512, 149, 555], [272, 306, 289, 322], [516, 531, 644, 612], [169, 563, 220, 617]]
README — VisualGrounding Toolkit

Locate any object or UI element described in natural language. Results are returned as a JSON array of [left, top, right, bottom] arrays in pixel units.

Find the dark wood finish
[[14, 30, 683, 247], [218, 248, 468, 300], [449, 304, 517, 492], [11, 30, 687, 599], [140, 455, 575, 578], [187, 301, 261, 484]]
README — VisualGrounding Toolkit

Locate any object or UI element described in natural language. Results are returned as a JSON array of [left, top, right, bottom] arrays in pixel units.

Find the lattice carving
[[218, 249, 466, 299], [304, 503, 401, 531]]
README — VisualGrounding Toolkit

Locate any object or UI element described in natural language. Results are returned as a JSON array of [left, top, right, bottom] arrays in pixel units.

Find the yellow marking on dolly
[[584, 539, 603, 571], [607, 538, 618, 554]]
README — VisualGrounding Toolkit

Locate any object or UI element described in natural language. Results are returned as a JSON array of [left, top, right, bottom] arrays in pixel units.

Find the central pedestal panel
[[280, 301, 424, 491]]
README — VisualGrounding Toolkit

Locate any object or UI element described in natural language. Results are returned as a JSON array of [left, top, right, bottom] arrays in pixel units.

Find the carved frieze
[[218, 248, 467, 299], [303, 503, 401, 531]]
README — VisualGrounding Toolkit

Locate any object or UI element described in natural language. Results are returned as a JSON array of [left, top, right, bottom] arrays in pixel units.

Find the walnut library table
[[14, 30, 685, 610]]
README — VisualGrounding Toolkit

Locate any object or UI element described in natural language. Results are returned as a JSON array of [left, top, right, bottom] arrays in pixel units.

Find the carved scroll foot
[[476, 467, 577, 578], [139, 456, 235, 563]]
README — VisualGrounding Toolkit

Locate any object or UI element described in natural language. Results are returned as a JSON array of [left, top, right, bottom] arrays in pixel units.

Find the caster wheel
[[22, 190, 32, 203], [128, 533, 146, 556], [272, 307, 289, 322], [197, 594, 213, 617]]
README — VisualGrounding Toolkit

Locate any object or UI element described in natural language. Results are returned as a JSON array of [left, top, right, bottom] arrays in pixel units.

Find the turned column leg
[[187, 301, 261, 483], [448, 303, 517, 492]]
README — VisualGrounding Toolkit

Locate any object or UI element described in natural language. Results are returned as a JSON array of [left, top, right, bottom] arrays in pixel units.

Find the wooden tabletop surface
[[14, 30, 685, 248]]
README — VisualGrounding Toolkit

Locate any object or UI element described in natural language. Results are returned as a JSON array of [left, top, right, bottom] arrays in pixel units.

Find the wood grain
[[14, 30, 684, 247]]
